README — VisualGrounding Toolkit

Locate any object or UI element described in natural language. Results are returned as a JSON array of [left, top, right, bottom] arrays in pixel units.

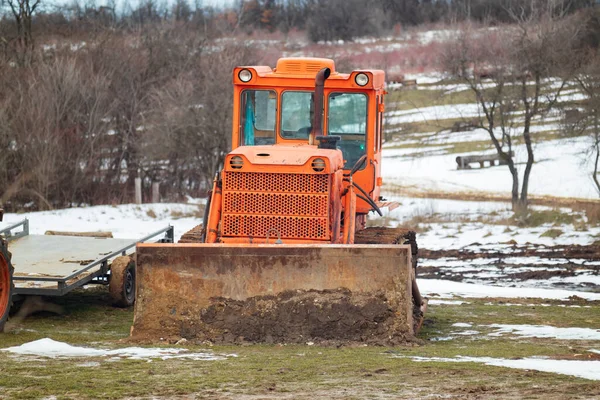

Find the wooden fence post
[[135, 177, 142, 205], [152, 182, 160, 203]]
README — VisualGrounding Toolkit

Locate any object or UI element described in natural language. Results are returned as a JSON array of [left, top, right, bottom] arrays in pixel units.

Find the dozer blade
[[132, 243, 415, 345]]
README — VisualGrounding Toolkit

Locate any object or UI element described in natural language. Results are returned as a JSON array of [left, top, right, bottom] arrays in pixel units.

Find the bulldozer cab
[[232, 58, 386, 215]]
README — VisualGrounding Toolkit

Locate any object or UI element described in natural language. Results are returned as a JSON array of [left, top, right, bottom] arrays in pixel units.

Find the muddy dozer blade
[[132, 243, 415, 345]]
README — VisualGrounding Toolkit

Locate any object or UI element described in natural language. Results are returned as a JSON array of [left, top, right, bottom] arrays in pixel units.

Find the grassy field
[[1, 287, 599, 399]]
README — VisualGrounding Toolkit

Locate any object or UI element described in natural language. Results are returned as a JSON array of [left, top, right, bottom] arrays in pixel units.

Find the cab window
[[327, 92, 367, 169], [281, 91, 313, 139], [240, 90, 276, 146]]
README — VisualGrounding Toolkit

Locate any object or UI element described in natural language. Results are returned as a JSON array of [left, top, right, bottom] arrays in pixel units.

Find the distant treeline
[[0, 11, 257, 210], [1, 0, 598, 43]]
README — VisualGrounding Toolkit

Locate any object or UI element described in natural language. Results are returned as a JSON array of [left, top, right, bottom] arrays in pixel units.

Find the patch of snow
[[487, 324, 600, 341], [484, 302, 554, 307], [453, 330, 480, 336], [370, 196, 600, 249], [428, 299, 470, 305], [550, 275, 600, 285], [403, 72, 447, 85], [1, 338, 234, 361], [386, 103, 483, 125], [419, 279, 600, 301], [382, 132, 599, 199], [452, 322, 472, 328], [401, 355, 600, 381], [415, 29, 458, 45], [1, 203, 204, 243], [430, 336, 454, 342], [76, 361, 101, 367]]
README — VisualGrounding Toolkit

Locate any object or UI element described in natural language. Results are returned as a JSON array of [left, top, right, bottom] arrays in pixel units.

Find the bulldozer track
[[178, 224, 205, 243], [180, 225, 419, 258], [355, 227, 418, 270], [356, 227, 423, 333]]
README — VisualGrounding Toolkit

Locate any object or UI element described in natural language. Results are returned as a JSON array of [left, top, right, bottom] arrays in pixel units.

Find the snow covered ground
[[416, 322, 600, 380], [419, 279, 600, 301], [1, 203, 203, 242], [2, 338, 235, 361], [382, 135, 598, 199], [375, 197, 600, 250], [396, 355, 600, 381]]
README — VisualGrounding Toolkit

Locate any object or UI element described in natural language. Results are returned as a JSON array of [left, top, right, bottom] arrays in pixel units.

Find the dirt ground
[[419, 242, 600, 290]]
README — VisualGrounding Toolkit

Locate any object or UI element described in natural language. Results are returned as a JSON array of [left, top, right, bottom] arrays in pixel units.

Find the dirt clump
[[421, 243, 600, 261], [504, 269, 576, 281], [177, 288, 414, 346]]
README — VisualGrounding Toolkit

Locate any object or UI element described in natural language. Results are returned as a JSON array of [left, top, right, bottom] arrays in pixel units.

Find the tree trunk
[[508, 161, 520, 211], [520, 116, 535, 211], [593, 130, 600, 197]]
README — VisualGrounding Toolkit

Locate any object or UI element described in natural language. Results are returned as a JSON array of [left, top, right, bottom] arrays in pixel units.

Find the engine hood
[[228, 144, 344, 169]]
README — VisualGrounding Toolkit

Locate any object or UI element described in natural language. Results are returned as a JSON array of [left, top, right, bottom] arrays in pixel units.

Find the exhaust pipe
[[309, 67, 331, 145]]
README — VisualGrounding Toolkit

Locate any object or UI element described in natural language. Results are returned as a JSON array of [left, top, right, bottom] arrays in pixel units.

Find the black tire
[[109, 256, 136, 307], [0, 240, 14, 332]]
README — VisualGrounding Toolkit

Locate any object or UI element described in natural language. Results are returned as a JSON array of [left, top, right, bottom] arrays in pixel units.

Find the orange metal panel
[[221, 171, 331, 241]]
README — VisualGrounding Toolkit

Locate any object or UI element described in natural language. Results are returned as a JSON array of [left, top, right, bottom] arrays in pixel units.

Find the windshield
[[328, 92, 367, 169], [281, 91, 313, 139], [240, 89, 276, 146]]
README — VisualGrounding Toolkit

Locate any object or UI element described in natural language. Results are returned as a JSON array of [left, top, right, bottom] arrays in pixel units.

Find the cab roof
[[233, 57, 385, 90]]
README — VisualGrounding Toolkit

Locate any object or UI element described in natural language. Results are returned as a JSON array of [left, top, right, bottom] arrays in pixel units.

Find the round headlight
[[311, 158, 326, 172], [238, 69, 252, 82], [355, 73, 369, 86], [230, 156, 244, 169]]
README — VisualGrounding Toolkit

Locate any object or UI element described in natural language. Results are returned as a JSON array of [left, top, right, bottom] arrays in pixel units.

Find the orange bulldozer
[[132, 58, 426, 345]]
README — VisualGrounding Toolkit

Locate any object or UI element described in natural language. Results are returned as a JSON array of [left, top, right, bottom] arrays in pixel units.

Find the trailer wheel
[[0, 241, 14, 332], [109, 256, 136, 307]]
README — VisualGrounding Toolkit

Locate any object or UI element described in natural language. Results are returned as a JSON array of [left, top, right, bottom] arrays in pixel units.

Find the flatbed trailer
[[0, 219, 173, 299]]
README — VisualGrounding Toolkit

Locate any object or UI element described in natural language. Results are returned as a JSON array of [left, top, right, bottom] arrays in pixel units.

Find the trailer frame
[[1, 219, 174, 297]]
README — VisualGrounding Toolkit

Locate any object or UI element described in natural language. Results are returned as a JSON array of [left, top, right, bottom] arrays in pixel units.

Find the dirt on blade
[[178, 288, 415, 346]]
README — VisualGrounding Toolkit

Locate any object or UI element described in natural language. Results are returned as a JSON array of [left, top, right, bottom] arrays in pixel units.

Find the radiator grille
[[223, 172, 328, 193], [223, 215, 328, 239], [224, 192, 328, 216], [222, 171, 330, 240]]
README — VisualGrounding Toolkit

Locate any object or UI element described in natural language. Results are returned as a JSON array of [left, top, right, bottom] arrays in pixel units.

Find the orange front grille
[[223, 215, 328, 239], [223, 172, 328, 193], [222, 171, 330, 240], [224, 192, 328, 216]]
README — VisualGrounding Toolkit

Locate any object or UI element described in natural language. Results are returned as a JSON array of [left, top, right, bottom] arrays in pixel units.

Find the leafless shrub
[[0, 57, 113, 209], [142, 43, 257, 200]]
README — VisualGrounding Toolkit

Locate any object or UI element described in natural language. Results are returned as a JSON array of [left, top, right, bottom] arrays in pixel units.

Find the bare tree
[[306, 0, 384, 42], [443, 11, 581, 212], [143, 43, 257, 199], [3, 0, 40, 65], [562, 51, 600, 195], [0, 57, 113, 209]]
